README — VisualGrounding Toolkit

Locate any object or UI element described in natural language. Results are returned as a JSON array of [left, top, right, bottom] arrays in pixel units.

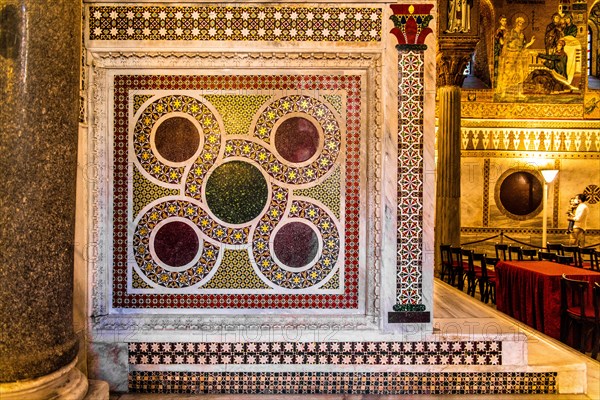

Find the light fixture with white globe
[[541, 169, 559, 248]]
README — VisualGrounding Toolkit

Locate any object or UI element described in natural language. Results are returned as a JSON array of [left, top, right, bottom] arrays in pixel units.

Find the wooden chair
[[522, 248, 538, 260], [560, 274, 594, 354], [563, 245, 583, 268], [538, 251, 557, 262], [556, 254, 574, 265], [581, 248, 599, 271], [592, 282, 600, 359], [485, 256, 499, 268], [440, 244, 454, 284], [450, 246, 465, 290], [495, 243, 508, 261], [508, 245, 523, 261], [547, 242, 565, 256], [461, 249, 480, 297], [473, 252, 495, 304]]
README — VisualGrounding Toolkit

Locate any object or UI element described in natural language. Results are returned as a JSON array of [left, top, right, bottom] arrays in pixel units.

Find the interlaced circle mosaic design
[[114, 75, 361, 308], [132, 94, 342, 290]]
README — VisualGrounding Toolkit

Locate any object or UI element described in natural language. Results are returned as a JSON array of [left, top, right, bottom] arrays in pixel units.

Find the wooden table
[[495, 260, 600, 341]]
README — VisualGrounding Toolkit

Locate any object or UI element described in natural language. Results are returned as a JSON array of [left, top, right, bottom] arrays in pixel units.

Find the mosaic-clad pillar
[[388, 4, 433, 323], [435, 39, 478, 263], [0, 1, 89, 398]]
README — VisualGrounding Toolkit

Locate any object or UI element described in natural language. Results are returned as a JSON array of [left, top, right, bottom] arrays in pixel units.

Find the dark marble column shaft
[[0, 0, 81, 382], [435, 86, 462, 249]]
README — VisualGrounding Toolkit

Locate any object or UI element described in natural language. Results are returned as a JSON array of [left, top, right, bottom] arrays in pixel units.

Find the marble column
[[435, 84, 462, 249], [434, 41, 477, 272], [0, 1, 88, 398]]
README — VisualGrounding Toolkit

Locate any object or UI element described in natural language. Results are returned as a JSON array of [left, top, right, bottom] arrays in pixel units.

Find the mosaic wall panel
[[396, 50, 425, 305], [129, 371, 557, 395], [112, 75, 361, 309], [128, 341, 502, 366], [88, 5, 382, 42]]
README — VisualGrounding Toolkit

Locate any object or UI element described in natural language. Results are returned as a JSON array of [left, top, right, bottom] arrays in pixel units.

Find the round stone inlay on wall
[[205, 161, 268, 224], [154, 117, 200, 163], [274, 116, 320, 163], [498, 171, 543, 218], [153, 221, 199, 267], [273, 221, 319, 268]]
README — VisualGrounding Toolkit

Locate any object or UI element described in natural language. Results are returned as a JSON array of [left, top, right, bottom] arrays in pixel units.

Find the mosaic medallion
[[205, 161, 269, 225], [274, 116, 320, 163], [154, 116, 200, 163], [273, 221, 320, 269], [153, 220, 199, 267], [113, 75, 361, 309]]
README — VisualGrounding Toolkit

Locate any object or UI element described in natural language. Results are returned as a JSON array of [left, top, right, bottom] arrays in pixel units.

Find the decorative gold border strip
[[460, 119, 600, 129], [461, 151, 600, 159]]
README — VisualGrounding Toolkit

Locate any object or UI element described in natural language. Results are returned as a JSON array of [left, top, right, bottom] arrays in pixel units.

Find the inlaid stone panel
[[112, 74, 362, 310]]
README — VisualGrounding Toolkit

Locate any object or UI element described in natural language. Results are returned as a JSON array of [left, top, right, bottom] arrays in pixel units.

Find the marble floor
[[109, 279, 600, 400]]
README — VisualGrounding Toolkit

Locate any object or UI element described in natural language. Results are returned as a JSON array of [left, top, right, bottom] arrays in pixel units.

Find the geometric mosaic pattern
[[202, 250, 272, 290], [396, 49, 425, 305], [112, 74, 361, 309], [89, 6, 382, 42], [128, 341, 502, 366], [204, 95, 272, 136], [129, 371, 557, 395], [293, 166, 342, 219], [584, 184, 600, 204], [132, 166, 179, 218]]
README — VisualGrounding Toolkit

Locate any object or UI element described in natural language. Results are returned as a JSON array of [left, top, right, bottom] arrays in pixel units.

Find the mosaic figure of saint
[[544, 13, 563, 54], [446, 0, 472, 33], [493, 16, 508, 87], [496, 17, 535, 99]]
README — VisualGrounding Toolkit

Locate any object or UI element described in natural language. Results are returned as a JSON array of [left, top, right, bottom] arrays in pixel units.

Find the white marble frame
[[86, 51, 385, 332]]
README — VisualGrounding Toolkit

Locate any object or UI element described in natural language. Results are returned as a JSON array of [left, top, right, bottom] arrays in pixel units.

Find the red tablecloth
[[495, 260, 600, 341]]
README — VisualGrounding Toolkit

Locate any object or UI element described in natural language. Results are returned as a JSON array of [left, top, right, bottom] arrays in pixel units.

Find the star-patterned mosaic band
[[129, 371, 557, 395], [128, 341, 502, 366], [88, 5, 382, 42]]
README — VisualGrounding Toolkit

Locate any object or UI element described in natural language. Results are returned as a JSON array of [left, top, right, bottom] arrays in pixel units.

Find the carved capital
[[437, 36, 479, 87], [389, 4, 434, 46]]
